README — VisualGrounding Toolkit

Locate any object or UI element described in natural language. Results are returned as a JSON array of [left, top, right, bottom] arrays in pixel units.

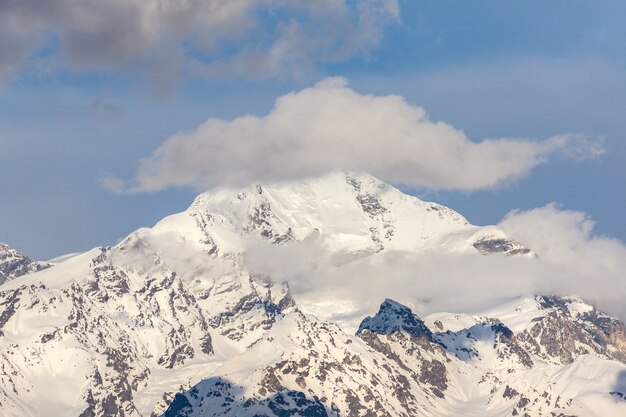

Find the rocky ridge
[[0, 243, 50, 285], [164, 297, 626, 417]]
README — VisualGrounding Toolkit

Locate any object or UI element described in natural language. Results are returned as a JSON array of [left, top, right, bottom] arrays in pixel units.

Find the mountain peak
[[357, 298, 433, 340], [0, 243, 51, 285], [181, 171, 530, 260]]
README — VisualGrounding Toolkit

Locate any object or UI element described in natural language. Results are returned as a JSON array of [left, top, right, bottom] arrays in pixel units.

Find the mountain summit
[[357, 298, 433, 341], [0, 172, 622, 417], [0, 242, 50, 285], [181, 170, 533, 259]]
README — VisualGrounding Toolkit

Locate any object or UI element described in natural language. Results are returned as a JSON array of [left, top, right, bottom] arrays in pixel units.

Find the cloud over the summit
[[0, 0, 398, 89], [113, 77, 603, 193]]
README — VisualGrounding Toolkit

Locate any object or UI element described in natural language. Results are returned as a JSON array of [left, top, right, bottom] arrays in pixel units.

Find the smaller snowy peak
[[433, 318, 534, 368], [0, 243, 51, 285], [477, 294, 626, 365], [357, 298, 433, 340], [535, 295, 594, 316]]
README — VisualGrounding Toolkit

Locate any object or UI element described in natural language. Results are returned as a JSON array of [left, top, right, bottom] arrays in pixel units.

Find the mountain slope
[[0, 244, 292, 416]]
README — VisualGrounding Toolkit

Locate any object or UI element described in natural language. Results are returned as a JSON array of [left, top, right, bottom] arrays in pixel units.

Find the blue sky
[[1, 1, 625, 260]]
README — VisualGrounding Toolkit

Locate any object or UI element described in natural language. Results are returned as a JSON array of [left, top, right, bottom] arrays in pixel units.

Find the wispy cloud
[[109, 77, 604, 193]]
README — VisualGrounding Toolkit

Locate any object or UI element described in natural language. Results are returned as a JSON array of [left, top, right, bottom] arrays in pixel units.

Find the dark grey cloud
[[0, 0, 399, 87]]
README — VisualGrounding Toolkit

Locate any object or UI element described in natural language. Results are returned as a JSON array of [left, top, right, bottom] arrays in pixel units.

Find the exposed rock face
[[357, 298, 433, 341], [0, 243, 51, 284], [160, 308, 454, 417], [472, 236, 535, 257], [517, 296, 626, 365]]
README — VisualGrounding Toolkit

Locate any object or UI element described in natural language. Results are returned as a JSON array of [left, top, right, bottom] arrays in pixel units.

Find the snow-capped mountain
[[183, 171, 533, 259], [0, 243, 51, 285], [0, 171, 624, 417]]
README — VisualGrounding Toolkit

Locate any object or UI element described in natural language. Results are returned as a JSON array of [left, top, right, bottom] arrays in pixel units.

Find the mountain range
[[0, 171, 624, 417]]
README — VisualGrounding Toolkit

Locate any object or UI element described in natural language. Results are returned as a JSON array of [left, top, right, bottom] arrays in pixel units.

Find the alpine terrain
[[0, 243, 51, 285], [0, 171, 624, 417]]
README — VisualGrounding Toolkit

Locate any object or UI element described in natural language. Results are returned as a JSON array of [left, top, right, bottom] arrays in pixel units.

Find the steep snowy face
[[0, 243, 50, 284]]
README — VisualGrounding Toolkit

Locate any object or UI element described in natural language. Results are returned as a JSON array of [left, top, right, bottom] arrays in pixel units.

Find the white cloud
[[243, 204, 626, 327], [117, 77, 603, 193], [0, 0, 399, 88], [499, 204, 626, 300]]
